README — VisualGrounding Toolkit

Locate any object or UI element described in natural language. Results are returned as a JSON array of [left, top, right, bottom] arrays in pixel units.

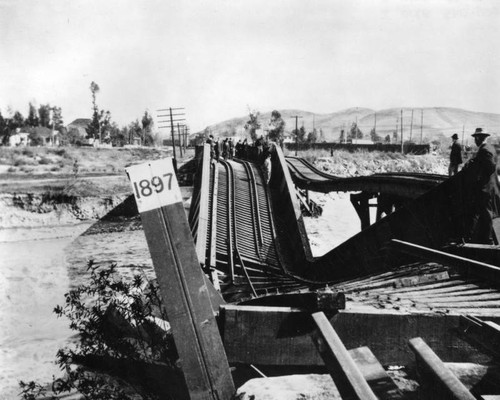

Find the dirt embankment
[[0, 146, 197, 229], [0, 192, 127, 229]]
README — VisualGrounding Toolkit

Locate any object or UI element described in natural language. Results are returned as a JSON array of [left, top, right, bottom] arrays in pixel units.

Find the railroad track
[[204, 159, 305, 299], [285, 156, 447, 197]]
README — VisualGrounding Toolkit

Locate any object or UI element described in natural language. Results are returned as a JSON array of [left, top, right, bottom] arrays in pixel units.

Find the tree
[[0, 111, 8, 145], [292, 126, 306, 143], [128, 120, 142, 144], [86, 81, 102, 140], [350, 122, 363, 139], [108, 122, 125, 147], [27, 103, 39, 127], [385, 134, 391, 143], [268, 110, 285, 147], [141, 111, 154, 145], [339, 129, 345, 143], [64, 127, 83, 146], [38, 104, 51, 128], [370, 128, 381, 143], [51, 106, 64, 132], [244, 109, 261, 141], [99, 111, 112, 143], [307, 129, 318, 143], [90, 81, 100, 112], [392, 130, 398, 143]]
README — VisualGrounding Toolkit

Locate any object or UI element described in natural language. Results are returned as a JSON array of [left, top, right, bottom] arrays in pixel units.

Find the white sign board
[[126, 158, 182, 213]]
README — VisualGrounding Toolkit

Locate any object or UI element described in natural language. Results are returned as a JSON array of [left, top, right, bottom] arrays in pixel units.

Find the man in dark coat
[[449, 133, 462, 176], [464, 128, 500, 244]]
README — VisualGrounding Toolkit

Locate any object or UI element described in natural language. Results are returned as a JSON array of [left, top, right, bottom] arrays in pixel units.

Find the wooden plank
[[195, 143, 212, 265], [127, 159, 234, 400], [408, 337, 476, 400], [220, 305, 500, 366], [238, 289, 345, 311], [349, 346, 405, 400], [390, 239, 500, 285], [394, 271, 450, 288], [311, 312, 378, 400]]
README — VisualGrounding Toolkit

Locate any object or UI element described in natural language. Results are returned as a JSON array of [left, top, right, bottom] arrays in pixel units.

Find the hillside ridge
[[201, 107, 500, 143]]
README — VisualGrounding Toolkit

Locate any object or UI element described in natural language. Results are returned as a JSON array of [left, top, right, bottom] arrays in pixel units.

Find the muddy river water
[[0, 192, 360, 399]]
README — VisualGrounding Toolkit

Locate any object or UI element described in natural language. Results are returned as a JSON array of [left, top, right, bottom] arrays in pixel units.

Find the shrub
[[19, 262, 177, 400], [22, 148, 34, 157], [38, 156, 52, 165]]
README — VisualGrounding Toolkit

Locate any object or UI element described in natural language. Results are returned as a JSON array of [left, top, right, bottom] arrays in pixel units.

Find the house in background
[[66, 118, 91, 138], [9, 128, 30, 146]]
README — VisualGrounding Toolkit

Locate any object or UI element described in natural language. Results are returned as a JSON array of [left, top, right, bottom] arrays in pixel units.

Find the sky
[[1, 0, 499, 133]]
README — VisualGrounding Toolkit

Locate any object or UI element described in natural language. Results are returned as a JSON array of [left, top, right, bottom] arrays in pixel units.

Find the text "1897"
[[133, 174, 173, 199]]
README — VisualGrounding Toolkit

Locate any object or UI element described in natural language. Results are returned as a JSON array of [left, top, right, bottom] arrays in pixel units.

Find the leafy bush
[[19, 262, 177, 400], [38, 156, 53, 165]]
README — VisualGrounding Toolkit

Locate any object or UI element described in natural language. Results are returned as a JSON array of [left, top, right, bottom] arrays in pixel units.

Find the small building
[[9, 129, 30, 146], [351, 139, 374, 145], [66, 118, 91, 138]]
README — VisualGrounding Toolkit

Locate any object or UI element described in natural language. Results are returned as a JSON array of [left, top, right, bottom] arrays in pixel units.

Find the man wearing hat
[[463, 128, 500, 244], [449, 133, 462, 176]]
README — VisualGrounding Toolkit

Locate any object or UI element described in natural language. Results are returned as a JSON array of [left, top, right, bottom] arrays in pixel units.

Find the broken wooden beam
[[408, 337, 476, 400], [390, 239, 500, 285], [349, 346, 405, 400], [127, 158, 234, 400], [238, 288, 345, 311], [311, 311, 378, 400]]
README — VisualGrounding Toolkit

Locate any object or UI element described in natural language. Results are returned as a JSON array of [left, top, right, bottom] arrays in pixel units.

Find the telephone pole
[[400, 109, 404, 153], [420, 109, 424, 144], [157, 107, 186, 170], [291, 115, 302, 156], [409, 109, 414, 143]]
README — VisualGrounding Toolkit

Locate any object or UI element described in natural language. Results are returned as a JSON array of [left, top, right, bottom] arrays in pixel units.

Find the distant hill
[[199, 107, 500, 144]]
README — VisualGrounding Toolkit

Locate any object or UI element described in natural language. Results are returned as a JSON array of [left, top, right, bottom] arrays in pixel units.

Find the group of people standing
[[206, 135, 236, 161], [448, 128, 500, 244], [205, 134, 273, 184]]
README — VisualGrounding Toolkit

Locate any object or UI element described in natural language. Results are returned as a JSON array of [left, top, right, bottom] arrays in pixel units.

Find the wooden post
[[126, 159, 234, 400], [178, 123, 183, 158], [169, 108, 177, 166], [311, 312, 378, 400], [409, 337, 475, 400]]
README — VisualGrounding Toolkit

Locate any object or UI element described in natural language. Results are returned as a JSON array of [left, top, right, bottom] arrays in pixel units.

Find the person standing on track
[[448, 133, 462, 176]]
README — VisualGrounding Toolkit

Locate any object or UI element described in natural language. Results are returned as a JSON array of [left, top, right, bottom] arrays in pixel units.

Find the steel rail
[[240, 160, 264, 250], [222, 160, 259, 295]]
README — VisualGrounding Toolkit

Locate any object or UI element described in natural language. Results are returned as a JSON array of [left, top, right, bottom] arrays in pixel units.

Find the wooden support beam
[[390, 239, 500, 285], [220, 305, 498, 366], [238, 289, 345, 311], [127, 159, 234, 400], [408, 337, 476, 400], [350, 192, 372, 230], [349, 346, 405, 400], [311, 311, 378, 400], [447, 243, 500, 268]]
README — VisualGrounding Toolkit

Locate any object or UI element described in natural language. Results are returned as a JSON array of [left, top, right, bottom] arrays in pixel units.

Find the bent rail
[[286, 156, 447, 198], [190, 144, 496, 294]]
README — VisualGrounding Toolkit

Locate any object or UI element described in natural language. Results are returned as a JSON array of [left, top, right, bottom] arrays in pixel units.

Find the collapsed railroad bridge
[[123, 144, 500, 399]]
